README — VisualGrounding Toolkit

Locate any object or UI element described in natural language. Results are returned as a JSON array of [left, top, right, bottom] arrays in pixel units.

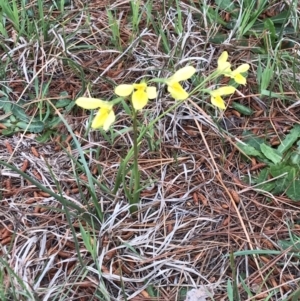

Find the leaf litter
[[0, 0, 300, 300]]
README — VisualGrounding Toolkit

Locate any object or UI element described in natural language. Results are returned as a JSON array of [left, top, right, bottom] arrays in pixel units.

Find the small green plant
[[0, 91, 75, 137], [238, 124, 300, 200], [0, 98, 45, 135]]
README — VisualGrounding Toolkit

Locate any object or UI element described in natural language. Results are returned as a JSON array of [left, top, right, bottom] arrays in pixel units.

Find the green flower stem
[[190, 70, 224, 95], [131, 109, 140, 213]]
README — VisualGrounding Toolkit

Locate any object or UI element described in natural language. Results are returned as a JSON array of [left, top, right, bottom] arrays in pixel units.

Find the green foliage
[[174, 0, 183, 35], [238, 125, 300, 200], [278, 233, 300, 252], [257, 55, 275, 94], [209, 0, 297, 55], [215, 0, 237, 11], [231, 102, 253, 116], [130, 0, 143, 35], [106, 8, 122, 50], [0, 99, 45, 135], [0, 91, 74, 138], [0, 0, 54, 41], [260, 143, 282, 164], [289, 289, 300, 301]]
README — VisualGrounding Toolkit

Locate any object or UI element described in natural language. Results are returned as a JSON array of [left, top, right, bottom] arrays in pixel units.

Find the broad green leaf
[[273, 176, 292, 195], [2, 120, 12, 127], [278, 124, 300, 154], [256, 167, 269, 183], [3, 102, 11, 113], [11, 104, 29, 122], [64, 101, 76, 112], [242, 130, 264, 151], [56, 98, 71, 108], [231, 102, 253, 116], [271, 165, 296, 194], [1, 128, 15, 136], [237, 142, 264, 158], [10, 115, 16, 122], [260, 143, 282, 164], [255, 168, 275, 192], [0, 98, 11, 113], [290, 152, 300, 166], [256, 182, 275, 192], [269, 163, 295, 178], [286, 180, 300, 201], [47, 117, 62, 128], [16, 121, 44, 133], [55, 91, 71, 108]]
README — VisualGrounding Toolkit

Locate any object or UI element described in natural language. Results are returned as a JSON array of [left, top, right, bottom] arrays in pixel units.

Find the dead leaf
[[184, 286, 214, 301]]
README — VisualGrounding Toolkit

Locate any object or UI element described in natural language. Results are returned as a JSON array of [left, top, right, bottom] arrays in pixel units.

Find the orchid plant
[[75, 52, 250, 214]]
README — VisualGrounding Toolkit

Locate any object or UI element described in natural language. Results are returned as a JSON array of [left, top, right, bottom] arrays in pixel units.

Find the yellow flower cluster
[[75, 66, 195, 130], [209, 51, 250, 109], [217, 51, 250, 85], [75, 52, 249, 130]]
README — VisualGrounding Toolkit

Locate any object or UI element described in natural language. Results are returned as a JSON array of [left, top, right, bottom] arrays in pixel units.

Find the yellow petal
[[217, 51, 231, 73], [91, 108, 109, 128], [91, 107, 115, 130], [115, 84, 134, 97], [75, 97, 107, 109], [169, 66, 196, 83], [218, 62, 232, 73], [133, 83, 147, 90], [233, 74, 246, 85], [211, 95, 226, 109], [233, 64, 250, 74], [211, 86, 236, 96], [132, 89, 148, 110], [168, 82, 189, 100], [103, 110, 116, 131], [230, 64, 249, 85], [218, 51, 228, 64], [146, 86, 157, 99]]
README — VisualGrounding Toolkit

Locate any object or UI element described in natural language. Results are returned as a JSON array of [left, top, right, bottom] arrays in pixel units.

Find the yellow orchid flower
[[217, 51, 232, 74], [229, 64, 250, 85], [75, 97, 115, 131], [165, 66, 196, 100], [114, 82, 157, 110], [217, 52, 250, 84], [209, 86, 236, 109]]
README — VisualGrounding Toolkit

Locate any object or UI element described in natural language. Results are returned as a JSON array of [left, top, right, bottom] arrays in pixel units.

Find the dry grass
[[1, 0, 300, 300]]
